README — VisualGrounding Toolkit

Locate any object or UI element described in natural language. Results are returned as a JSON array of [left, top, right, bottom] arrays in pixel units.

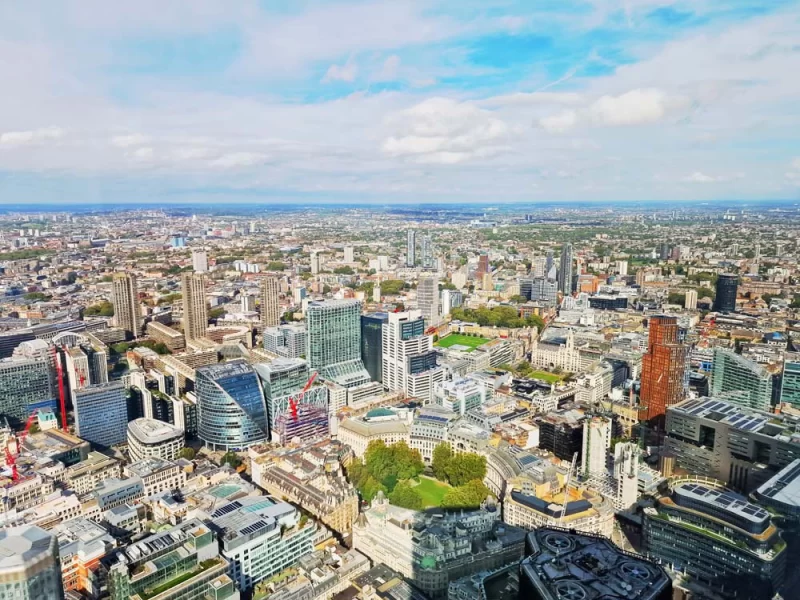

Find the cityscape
[[2, 2, 800, 600]]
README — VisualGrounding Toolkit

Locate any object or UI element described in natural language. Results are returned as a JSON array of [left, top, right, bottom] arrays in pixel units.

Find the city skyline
[[1, 1, 799, 205]]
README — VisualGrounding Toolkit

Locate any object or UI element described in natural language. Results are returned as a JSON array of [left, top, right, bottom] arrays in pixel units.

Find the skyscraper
[[558, 243, 573, 295], [684, 289, 698, 310], [196, 360, 268, 451], [260, 276, 280, 328], [780, 355, 800, 409], [714, 274, 739, 313], [0, 357, 54, 427], [421, 235, 433, 269], [406, 229, 416, 267], [417, 275, 439, 325], [711, 348, 774, 411], [0, 525, 64, 600], [344, 246, 354, 263], [181, 272, 208, 341], [361, 313, 388, 383], [382, 310, 443, 402], [111, 273, 141, 338], [545, 249, 554, 277], [305, 300, 371, 388], [192, 250, 208, 273], [477, 253, 490, 274], [581, 415, 611, 476], [74, 382, 128, 448], [640, 315, 687, 425]]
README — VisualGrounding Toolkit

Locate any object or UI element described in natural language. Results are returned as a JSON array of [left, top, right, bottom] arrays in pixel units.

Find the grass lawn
[[529, 370, 564, 383], [413, 477, 451, 507], [435, 333, 490, 352]]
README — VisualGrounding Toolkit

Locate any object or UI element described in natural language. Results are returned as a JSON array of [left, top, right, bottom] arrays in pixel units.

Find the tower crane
[[288, 372, 318, 422], [559, 451, 579, 525]]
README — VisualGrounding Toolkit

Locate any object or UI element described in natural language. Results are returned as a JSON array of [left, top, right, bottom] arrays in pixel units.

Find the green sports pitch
[[435, 333, 490, 352]]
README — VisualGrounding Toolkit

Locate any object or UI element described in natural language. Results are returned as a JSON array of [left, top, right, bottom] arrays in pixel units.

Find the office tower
[[711, 347, 774, 411], [107, 519, 237, 600], [532, 256, 547, 277], [373, 282, 381, 302], [0, 525, 64, 600], [292, 285, 306, 304], [181, 272, 208, 341], [192, 250, 209, 273], [545, 249, 554, 277], [615, 260, 628, 276], [780, 355, 800, 409], [684, 289, 698, 310], [127, 417, 184, 462], [263, 323, 307, 358], [344, 246, 354, 263], [754, 243, 761, 261], [665, 397, 800, 492], [519, 277, 558, 307], [111, 273, 141, 338], [382, 310, 444, 402], [0, 357, 54, 428], [196, 360, 268, 451], [658, 242, 670, 260], [253, 358, 326, 434], [714, 273, 739, 313], [361, 313, 388, 383], [310, 251, 320, 274], [421, 235, 433, 269], [416, 275, 439, 325], [260, 276, 280, 328], [558, 243, 573, 295], [519, 529, 670, 600], [614, 442, 641, 510], [581, 415, 611, 476], [305, 300, 371, 388], [406, 229, 416, 267], [643, 481, 785, 599], [730, 243, 739, 257], [640, 315, 687, 425], [240, 294, 255, 313], [537, 410, 584, 460], [441, 289, 454, 317], [477, 252, 490, 274], [210, 497, 314, 591], [74, 382, 128, 448]]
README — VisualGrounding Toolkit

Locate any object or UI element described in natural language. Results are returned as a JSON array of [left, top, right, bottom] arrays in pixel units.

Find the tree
[[361, 476, 386, 503], [389, 482, 423, 510], [667, 292, 685, 305], [221, 452, 242, 469], [178, 447, 196, 460], [432, 443, 453, 481], [209, 307, 226, 319], [444, 453, 487, 487], [267, 261, 286, 271], [24, 292, 50, 302], [441, 480, 493, 510], [85, 301, 114, 317]]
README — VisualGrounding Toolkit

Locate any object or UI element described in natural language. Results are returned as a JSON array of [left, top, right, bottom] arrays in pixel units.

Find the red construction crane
[[52, 345, 68, 432], [288, 372, 318, 422], [5, 409, 40, 482]]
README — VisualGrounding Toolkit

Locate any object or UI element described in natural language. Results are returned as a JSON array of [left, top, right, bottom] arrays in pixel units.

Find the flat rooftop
[[127, 418, 184, 444], [755, 459, 800, 508], [674, 482, 769, 527]]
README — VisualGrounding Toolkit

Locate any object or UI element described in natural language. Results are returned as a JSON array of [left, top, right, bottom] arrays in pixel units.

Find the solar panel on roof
[[240, 521, 267, 536]]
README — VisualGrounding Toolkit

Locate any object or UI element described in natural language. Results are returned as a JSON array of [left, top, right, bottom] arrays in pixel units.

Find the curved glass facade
[[196, 360, 268, 451]]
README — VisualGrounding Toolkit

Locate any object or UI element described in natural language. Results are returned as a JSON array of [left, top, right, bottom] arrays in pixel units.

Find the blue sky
[[0, 0, 799, 204]]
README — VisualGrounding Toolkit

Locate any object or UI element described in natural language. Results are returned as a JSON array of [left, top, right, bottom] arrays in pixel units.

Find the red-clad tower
[[640, 315, 687, 427]]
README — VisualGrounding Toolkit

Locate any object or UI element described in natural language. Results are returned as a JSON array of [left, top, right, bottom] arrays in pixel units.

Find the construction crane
[[52, 345, 68, 432], [288, 372, 318, 422], [4, 409, 41, 482], [559, 451, 579, 525]]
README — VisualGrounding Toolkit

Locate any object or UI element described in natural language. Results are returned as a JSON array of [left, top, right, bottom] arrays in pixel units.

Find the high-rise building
[[658, 242, 670, 260], [310, 251, 320, 274], [613, 442, 641, 510], [421, 235, 433, 269], [665, 397, 800, 492], [181, 272, 208, 341], [581, 415, 611, 476], [0, 525, 64, 600], [714, 273, 739, 313], [106, 519, 238, 600], [558, 243, 573, 295], [192, 250, 209, 273], [545, 249, 554, 277], [74, 382, 128, 448], [406, 229, 416, 267], [684, 288, 698, 310], [440, 289, 462, 317], [260, 276, 281, 328], [343, 246, 354, 263], [643, 481, 785, 599], [210, 496, 314, 592], [477, 253, 490, 274], [382, 310, 444, 402], [780, 354, 800, 409], [111, 273, 141, 338], [416, 275, 439, 325], [711, 347, 774, 411], [196, 360, 269, 451], [615, 260, 628, 276], [640, 315, 687, 426], [263, 324, 306, 358], [305, 300, 371, 388], [0, 356, 54, 428], [126, 418, 184, 462], [361, 313, 388, 383], [519, 277, 558, 306]]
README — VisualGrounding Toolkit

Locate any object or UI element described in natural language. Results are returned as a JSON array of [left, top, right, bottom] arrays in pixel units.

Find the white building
[[124, 458, 187, 498], [613, 442, 641, 510], [382, 310, 444, 402], [192, 250, 209, 273], [581, 416, 611, 477], [127, 418, 184, 462]]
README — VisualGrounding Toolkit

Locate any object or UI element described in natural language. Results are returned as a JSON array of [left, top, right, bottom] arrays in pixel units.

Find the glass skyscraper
[[305, 300, 371, 388], [74, 382, 128, 448], [711, 347, 774, 411], [196, 360, 268, 451], [0, 525, 64, 600], [714, 273, 739, 313], [361, 313, 388, 383], [780, 355, 800, 409], [0, 357, 54, 427]]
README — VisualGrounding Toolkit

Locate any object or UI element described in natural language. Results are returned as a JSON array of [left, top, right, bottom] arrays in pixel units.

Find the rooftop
[[754, 459, 800, 509], [0, 525, 55, 570], [127, 418, 184, 444], [674, 482, 769, 527], [126, 457, 179, 478]]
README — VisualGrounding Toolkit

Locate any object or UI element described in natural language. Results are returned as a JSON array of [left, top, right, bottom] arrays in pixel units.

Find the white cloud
[[540, 110, 579, 133], [0, 126, 64, 145], [382, 97, 509, 164], [588, 88, 685, 126], [112, 134, 150, 148], [376, 55, 401, 81], [322, 59, 358, 83], [209, 152, 267, 169], [792, 157, 800, 170], [682, 171, 742, 183], [133, 147, 154, 160]]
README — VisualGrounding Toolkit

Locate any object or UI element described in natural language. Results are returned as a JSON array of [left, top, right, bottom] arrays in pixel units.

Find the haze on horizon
[[1, 0, 799, 205]]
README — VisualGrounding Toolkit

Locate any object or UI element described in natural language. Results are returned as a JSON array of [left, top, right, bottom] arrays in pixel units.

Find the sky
[[1, 0, 799, 205]]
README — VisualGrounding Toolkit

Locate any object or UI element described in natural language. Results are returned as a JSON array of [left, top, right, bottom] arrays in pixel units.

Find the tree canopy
[[430, 443, 487, 487], [450, 305, 544, 330], [85, 301, 114, 317], [441, 479, 494, 510], [346, 440, 425, 504]]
